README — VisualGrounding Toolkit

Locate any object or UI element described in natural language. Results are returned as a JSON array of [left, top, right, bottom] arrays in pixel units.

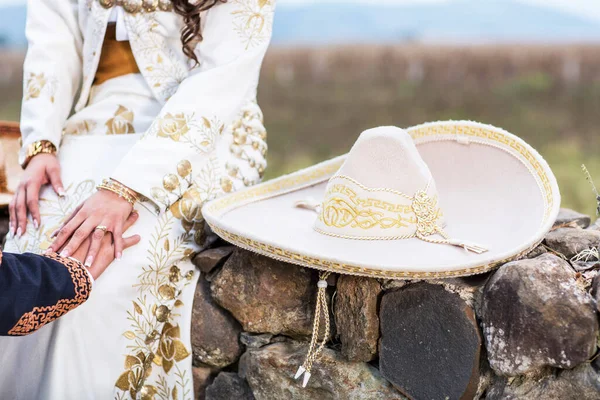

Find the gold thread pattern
[[24, 72, 57, 103], [231, 0, 275, 50], [115, 213, 194, 399], [320, 184, 416, 230], [106, 105, 136, 135], [7, 253, 92, 335]]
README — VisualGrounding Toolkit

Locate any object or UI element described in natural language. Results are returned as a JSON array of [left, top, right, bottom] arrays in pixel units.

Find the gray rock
[[240, 332, 275, 349], [192, 246, 234, 274], [544, 228, 600, 259], [524, 244, 547, 259], [553, 208, 591, 229], [239, 341, 406, 400], [192, 277, 243, 368], [211, 249, 326, 337], [379, 283, 482, 400], [485, 363, 600, 400], [205, 372, 255, 400], [591, 275, 600, 313], [194, 222, 222, 251], [334, 275, 381, 362], [481, 254, 598, 376]]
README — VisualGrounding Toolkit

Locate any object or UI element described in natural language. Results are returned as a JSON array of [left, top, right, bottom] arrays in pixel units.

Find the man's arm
[[0, 250, 92, 336]]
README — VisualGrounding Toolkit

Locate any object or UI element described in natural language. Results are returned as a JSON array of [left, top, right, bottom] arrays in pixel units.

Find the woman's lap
[[1, 134, 198, 399]]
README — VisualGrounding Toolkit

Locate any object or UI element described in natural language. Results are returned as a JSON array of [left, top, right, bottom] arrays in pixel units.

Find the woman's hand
[[9, 153, 65, 237], [68, 211, 141, 280], [48, 189, 133, 265]]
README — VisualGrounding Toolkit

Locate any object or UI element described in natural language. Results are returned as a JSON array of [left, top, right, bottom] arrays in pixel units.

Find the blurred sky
[[0, 0, 598, 21], [0, 0, 599, 46]]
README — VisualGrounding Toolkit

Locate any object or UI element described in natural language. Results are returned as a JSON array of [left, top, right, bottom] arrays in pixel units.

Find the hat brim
[[203, 121, 560, 279]]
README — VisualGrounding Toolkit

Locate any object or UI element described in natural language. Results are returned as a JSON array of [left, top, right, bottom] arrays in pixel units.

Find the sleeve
[[0, 250, 92, 336], [110, 0, 276, 212], [18, 0, 83, 166]]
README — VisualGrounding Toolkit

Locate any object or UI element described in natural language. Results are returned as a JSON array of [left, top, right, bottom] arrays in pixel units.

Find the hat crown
[[314, 126, 445, 240], [337, 127, 433, 195]]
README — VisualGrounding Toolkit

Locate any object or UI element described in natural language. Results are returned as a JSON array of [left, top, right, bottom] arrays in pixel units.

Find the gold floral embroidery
[[225, 100, 268, 188], [156, 113, 190, 141], [116, 213, 195, 400], [231, 0, 275, 49], [124, 13, 189, 103], [8, 253, 92, 335], [151, 158, 221, 233], [24, 72, 57, 103], [151, 113, 224, 154], [107, 105, 136, 135], [63, 119, 98, 136], [8, 180, 95, 255]]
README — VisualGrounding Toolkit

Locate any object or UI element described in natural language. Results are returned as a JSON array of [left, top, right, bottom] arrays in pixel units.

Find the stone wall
[[189, 208, 600, 400], [1, 208, 599, 399]]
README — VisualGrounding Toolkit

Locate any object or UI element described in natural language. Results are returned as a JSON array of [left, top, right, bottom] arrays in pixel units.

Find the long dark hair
[[171, 0, 226, 64]]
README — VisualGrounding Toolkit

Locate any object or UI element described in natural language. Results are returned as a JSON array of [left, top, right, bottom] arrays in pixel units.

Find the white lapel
[[75, 1, 111, 112], [124, 12, 189, 105]]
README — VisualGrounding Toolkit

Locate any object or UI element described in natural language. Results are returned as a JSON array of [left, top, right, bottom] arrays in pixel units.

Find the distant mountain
[[1, 0, 600, 49], [271, 0, 600, 45]]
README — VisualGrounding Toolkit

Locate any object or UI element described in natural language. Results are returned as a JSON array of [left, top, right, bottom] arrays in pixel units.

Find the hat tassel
[[446, 239, 488, 254], [294, 271, 331, 388], [419, 228, 488, 254]]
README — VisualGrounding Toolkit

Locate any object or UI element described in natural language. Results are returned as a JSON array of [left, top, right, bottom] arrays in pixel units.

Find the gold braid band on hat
[[96, 178, 140, 206], [311, 175, 488, 254]]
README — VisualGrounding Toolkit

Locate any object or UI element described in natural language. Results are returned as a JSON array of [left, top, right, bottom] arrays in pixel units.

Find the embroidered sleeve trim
[[7, 252, 93, 336]]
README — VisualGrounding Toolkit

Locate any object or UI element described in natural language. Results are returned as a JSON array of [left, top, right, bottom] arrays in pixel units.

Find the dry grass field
[[1, 44, 599, 216]]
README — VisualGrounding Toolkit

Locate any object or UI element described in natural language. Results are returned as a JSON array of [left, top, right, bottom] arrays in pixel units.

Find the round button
[[158, 0, 173, 11], [123, 0, 143, 13], [98, 0, 115, 8], [142, 0, 159, 12]]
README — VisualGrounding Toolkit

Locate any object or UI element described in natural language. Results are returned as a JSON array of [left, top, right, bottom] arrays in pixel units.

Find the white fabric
[[19, 0, 276, 212], [108, 7, 129, 41], [5, 0, 276, 397], [1, 74, 201, 400], [203, 121, 561, 277]]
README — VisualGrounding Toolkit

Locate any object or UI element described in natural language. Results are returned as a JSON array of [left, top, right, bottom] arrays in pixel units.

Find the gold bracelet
[[21, 140, 57, 169], [97, 179, 139, 206]]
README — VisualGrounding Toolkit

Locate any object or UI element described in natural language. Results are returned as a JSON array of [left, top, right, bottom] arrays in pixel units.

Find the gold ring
[[95, 225, 108, 232]]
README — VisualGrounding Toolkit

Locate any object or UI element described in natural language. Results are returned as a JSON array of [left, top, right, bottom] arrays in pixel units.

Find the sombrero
[[202, 120, 560, 384]]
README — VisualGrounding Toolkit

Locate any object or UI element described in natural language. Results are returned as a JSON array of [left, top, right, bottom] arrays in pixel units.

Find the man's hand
[[68, 211, 141, 280], [9, 153, 64, 237]]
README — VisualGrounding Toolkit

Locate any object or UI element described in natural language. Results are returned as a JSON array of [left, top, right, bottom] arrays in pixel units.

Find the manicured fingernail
[[16, 227, 22, 237], [8, 223, 14, 236], [58, 188, 66, 197], [85, 256, 93, 267], [33, 220, 39, 230], [60, 249, 70, 258], [116, 252, 122, 261], [44, 248, 53, 254]]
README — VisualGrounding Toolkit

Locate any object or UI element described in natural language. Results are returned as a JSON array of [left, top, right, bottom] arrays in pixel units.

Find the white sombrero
[[202, 120, 560, 384]]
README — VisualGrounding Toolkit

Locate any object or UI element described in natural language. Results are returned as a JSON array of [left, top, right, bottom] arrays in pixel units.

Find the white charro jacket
[[19, 0, 275, 214]]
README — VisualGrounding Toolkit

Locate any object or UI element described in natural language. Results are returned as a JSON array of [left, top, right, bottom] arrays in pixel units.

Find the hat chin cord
[[294, 271, 331, 388], [292, 194, 487, 388]]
